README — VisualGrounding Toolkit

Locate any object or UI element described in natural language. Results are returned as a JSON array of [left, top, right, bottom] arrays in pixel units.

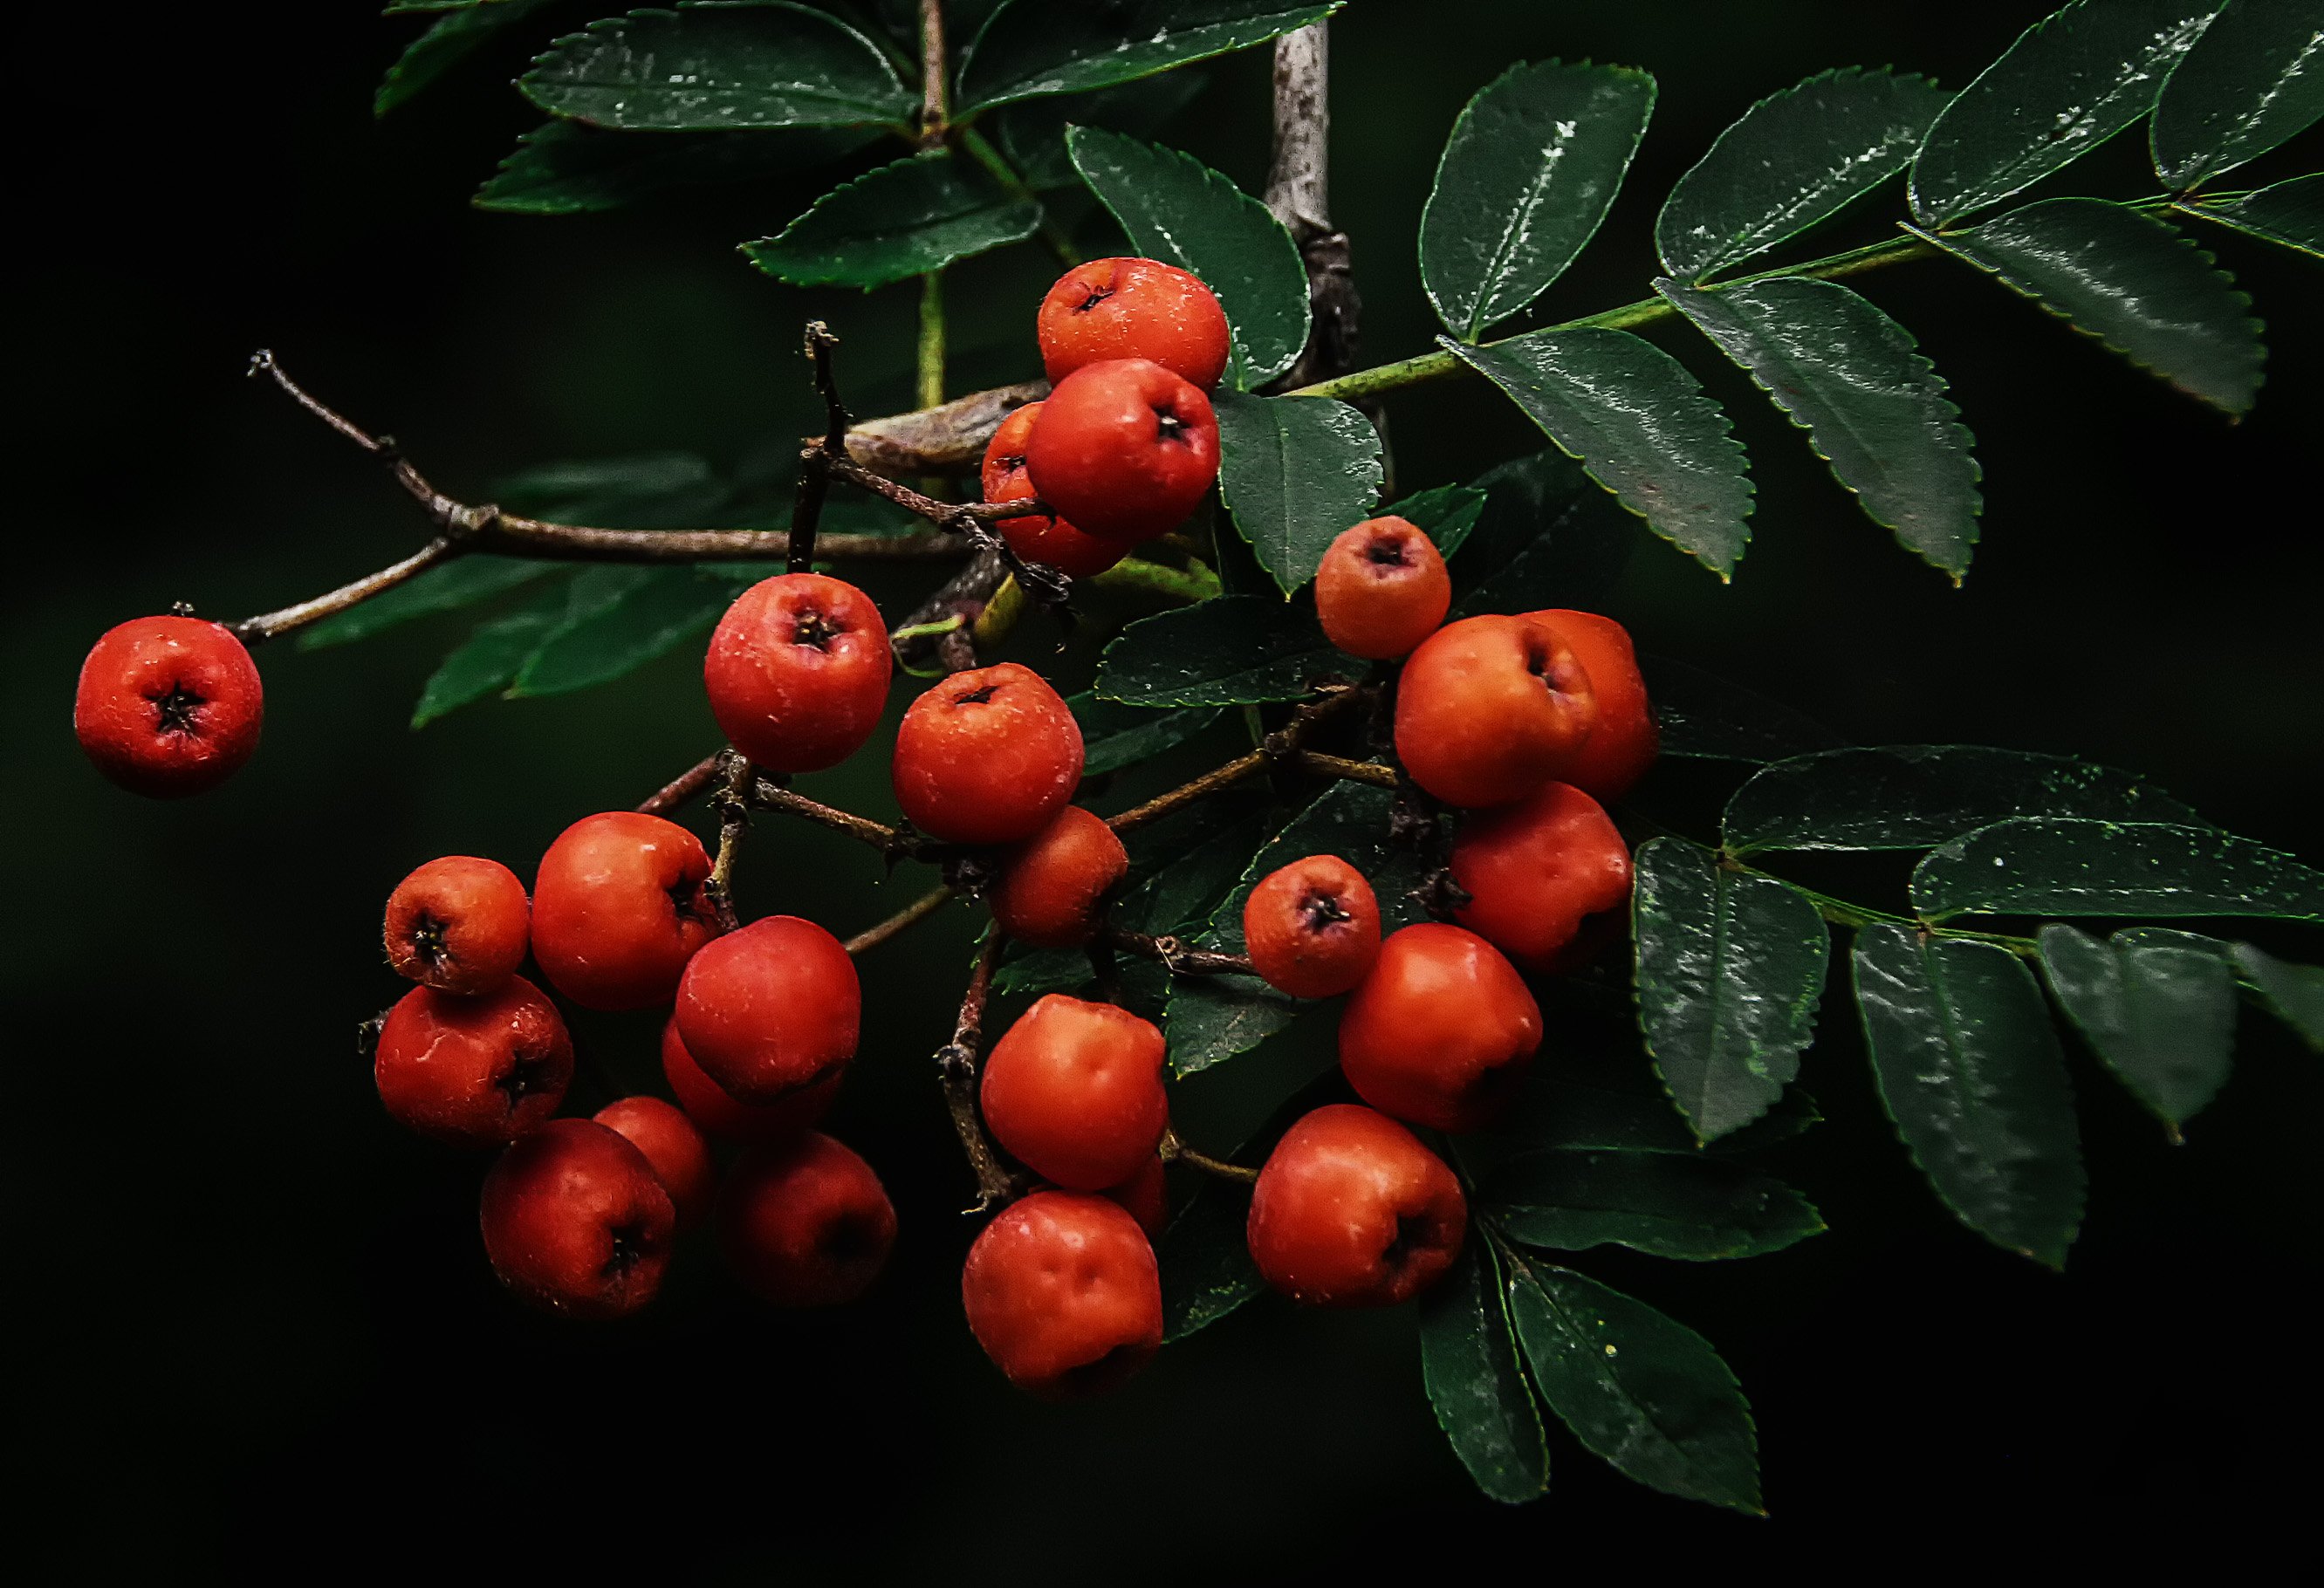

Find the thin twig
[[917, 0, 948, 146], [1103, 928, 1257, 978], [229, 537, 461, 645], [748, 777, 943, 860], [936, 931, 1025, 1213], [1162, 1129, 1259, 1185], [638, 753, 723, 818], [844, 884, 956, 955], [789, 322, 848, 573], [703, 751, 754, 932]]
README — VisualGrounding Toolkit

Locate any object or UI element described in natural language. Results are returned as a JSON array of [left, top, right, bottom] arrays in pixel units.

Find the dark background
[[11, 1, 2321, 1575]]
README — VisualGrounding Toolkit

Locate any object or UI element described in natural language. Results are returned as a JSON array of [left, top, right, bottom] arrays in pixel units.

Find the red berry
[[480, 1119, 675, 1320], [594, 1095, 715, 1229], [531, 812, 721, 1011], [718, 1132, 897, 1308], [1522, 608, 1658, 800], [1024, 359, 1220, 543], [1104, 1153, 1170, 1238], [675, 915, 860, 1105], [73, 615, 263, 797], [374, 975, 572, 1147], [1339, 922, 1541, 1132], [382, 856, 531, 996], [1038, 257, 1231, 390], [704, 573, 892, 774], [962, 1191, 1162, 1399], [1242, 854, 1382, 999], [1246, 1104, 1466, 1307], [982, 405, 1130, 578], [1450, 781, 1634, 974], [661, 1016, 839, 1143], [981, 995, 1169, 1191], [990, 805, 1128, 948], [892, 662, 1083, 845], [1314, 516, 1451, 660], [1394, 613, 1597, 808]]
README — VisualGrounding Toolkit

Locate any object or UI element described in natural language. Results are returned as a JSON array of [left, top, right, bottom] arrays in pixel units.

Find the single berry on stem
[[1024, 359, 1220, 544], [990, 805, 1129, 948], [383, 856, 531, 996], [962, 1191, 1163, 1400], [531, 812, 721, 1011], [718, 1132, 897, 1308], [1243, 854, 1382, 999], [595, 1096, 715, 1229], [705, 573, 892, 773], [891, 662, 1085, 845], [479, 1119, 675, 1320], [1315, 516, 1451, 661], [981, 995, 1170, 1191], [374, 975, 572, 1147], [73, 615, 264, 797], [1338, 922, 1541, 1132], [1394, 614, 1597, 808], [1037, 257, 1231, 390], [981, 404, 1129, 579], [675, 915, 860, 1105], [1450, 781, 1634, 973], [1246, 1104, 1466, 1307]]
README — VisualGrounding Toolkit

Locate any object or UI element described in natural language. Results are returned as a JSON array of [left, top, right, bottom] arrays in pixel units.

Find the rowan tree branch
[[1103, 929, 1256, 977], [936, 931, 1026, 1213], [703, 751, 754, 931], [1162, 1129, 1260, 1185], [639, 753, 723, 817], [845, 884, 956, 955], [917, 0, 948, 146]]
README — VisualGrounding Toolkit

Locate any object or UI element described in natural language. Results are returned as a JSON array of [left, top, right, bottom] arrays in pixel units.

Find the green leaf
[[411, 607, 564, 729], [508, 567, 727, 697], [1724, 746, 2204, 856], [1157, 1171, 1265, 1342], [1066, 127, 1310, 388], [476, 120, 881, 214], [1505, 1256, 1763, 1515], [743, 149, 1043, 289], [1067, 693, 1224, 777], [1911, 818, 2324, 923], [1853, 925, 2085, 1267], [379, 0, 559, 118], [1657, 67, 1951, 282], [1486, 1151, 1822, 1261], [1095, 594, 1347, 707], [1420, 60, 1656, 340], [1640, 655, 1844, 765], [2037, 924, 2236, 1139], [2152, 0, 2324, 190], [386, 1, 518, 11], [1909, 0, 2218, 228], [523, 2, 913, 131], [1924, 196, 2266, 415], [1386, 484, 1489, 559], [1489, 1075, 1821, 1158], [2231, 942, 2324, 1051], [298, 558, 552, 651], [956, 0, 1338, 114], [2178, 174, 2324, 258], [1419, 1239, 1550, 1504], [1448, 449, 1631, 619], [1213, 391, 1384, 593], [1444, 330, 1752, 579], [995, 71, 1210, 190], [1633, 838, 1830, 1146], [491, 451, 727, 525], [1659, 277, 1981, 579]]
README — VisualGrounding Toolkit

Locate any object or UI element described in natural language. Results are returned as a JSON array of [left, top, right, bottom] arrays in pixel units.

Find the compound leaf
[[1660, 277, 1981, 579], [1420, 1239, 1550, 1504], [1909, 0, 2217, 228], [2037, 924, 2237, 1139], [1422, 59, 1656, 340], [1445, 329, 1752, 578], [743, 149, 1042, 288], [1911, 818, 2324, 923], [1658, 67, 1950, 281], [956, 0, 1337, 114], [2178, 174, 2324, 258], [2152, 0, 2324, 190], [1854, 926, 2084, 1266], [1213, 390, 1383, 593]]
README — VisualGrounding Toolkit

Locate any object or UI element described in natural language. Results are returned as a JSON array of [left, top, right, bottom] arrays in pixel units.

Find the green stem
[[917, 270, 946, 412], [1087, 555, 1221, 605], [1727, 859, 2039, 956], [956, 127, 1080, 267]]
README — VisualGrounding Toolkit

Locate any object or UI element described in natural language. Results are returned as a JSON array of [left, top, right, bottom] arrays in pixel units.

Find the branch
[[1265, 22, 1364, 398], [936, 932, 1026, 1213], [639, 753, 723, 817], [230, 537, 460, 645], [749, 776, 944, 861], [840, 380, 1047, 478], [1162, 1129, 1259, 1185], [845, 884, 956, 955], [703, 751, 754, 931], [788, 322, 849, 573], [917, 0, 948, 145], [1104, 928, 1256, 978]]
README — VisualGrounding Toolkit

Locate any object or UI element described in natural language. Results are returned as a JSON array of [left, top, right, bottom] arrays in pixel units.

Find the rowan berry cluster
[[70, 257, 1649, 1397]]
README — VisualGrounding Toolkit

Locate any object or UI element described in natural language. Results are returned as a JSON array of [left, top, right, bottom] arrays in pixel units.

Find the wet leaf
[[1213, 391, 1384, 593], [1911, 818, 2324, 922], [2151, 0, 2324, 190], [2037, 924, 2236, 1138], [1420, 1239, 1550, 1504], [1094, 593, 1349, 707], [1487, 1151, 1822, 1260], [744, 150, 1043, 288], [956, 0, 1337, 114]]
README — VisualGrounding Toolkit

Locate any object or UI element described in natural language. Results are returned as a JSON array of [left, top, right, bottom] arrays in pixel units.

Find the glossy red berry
[[661, 1016, 839, 1143], [374, 975, 572, 1147], [718, 1132, 897, 1308], [383, 856, 531, 996], [1247, 1105, 1466, 1307], [1024, 359, 1220, 544], [990, 805, 1128, 948], [704, 572, 891, 774], [1037, 257, 1231, 390], [1314, 516, 1451, 661], [1394, 613, 1598, 809], [675, 915, 860, 1105], [480, 1119, 675, 1320], [73, 615, 263, 797], [1242, 854, 1382, 999], [531, 812, 720, 1011], [892, 662, 1084, 845], [962, 1191, 1162, 1399], [1450, 781, 1634, 974], [1104, 1153, 1169, 1238], [1522, 608, 1658, 800], [982, 404, 1130, 578], [1338, 922, 1542, 1132], [594, 1096, 715, 1229], [981, 996, 1169, 1191]]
